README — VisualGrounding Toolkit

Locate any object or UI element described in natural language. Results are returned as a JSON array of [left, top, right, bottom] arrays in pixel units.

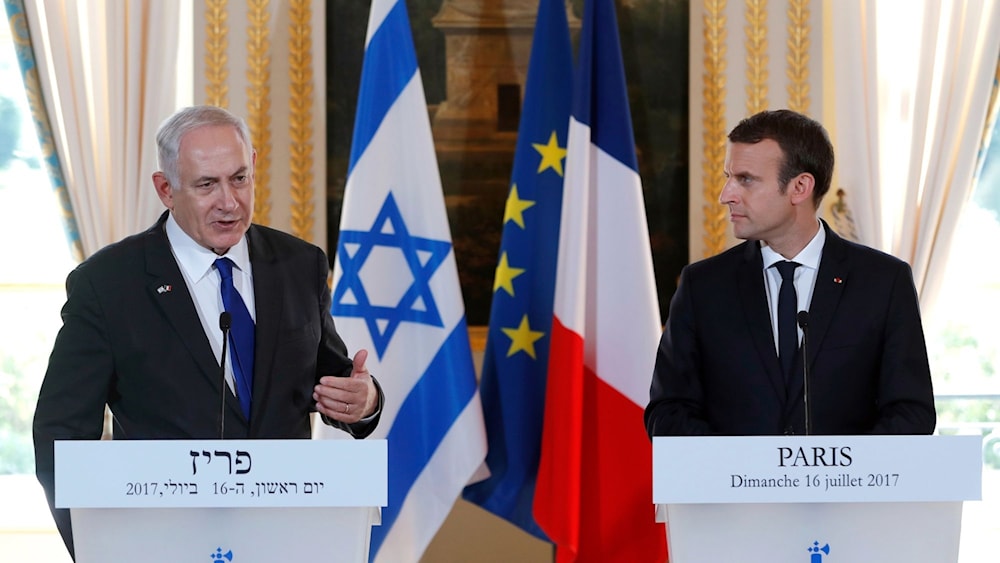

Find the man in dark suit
[[33, 105, 384, 558], [645, 109, 935, 437]]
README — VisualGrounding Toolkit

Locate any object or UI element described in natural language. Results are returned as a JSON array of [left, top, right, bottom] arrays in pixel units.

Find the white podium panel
[[71, 506, 379, 562], [653, 436, 982, 563], [665, 501, 962, 562], [55, 440, 387, 563]]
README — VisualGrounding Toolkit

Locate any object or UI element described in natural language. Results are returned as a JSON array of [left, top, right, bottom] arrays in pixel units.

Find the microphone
[[218, 312, 232, 440], [797, 310, 812, 435]]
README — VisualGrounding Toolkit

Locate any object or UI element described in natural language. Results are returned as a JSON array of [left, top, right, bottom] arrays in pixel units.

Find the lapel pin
[[833, 277, 843, 284], [157, 284, 173, 294]]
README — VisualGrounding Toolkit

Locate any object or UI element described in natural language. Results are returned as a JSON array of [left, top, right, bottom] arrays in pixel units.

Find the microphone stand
[[797, 311, 811, 435], [219, 312, 232, 440]]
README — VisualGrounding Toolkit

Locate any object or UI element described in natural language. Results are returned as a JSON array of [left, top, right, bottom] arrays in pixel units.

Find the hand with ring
[[314, 350, 377, 424]]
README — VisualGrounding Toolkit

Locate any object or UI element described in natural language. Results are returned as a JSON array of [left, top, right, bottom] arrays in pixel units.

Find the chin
[[209, 236, 243, 252]]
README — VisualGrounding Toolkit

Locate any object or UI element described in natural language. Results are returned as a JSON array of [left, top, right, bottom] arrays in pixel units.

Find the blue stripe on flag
[[368, 319, 478, 556], [571, 0, 638, 173], [335, 2, 485, 562], [460, 0, 571, 541], [348, 0, 418, 174]]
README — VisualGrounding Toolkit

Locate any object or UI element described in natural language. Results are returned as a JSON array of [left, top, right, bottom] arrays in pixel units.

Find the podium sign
[[55, 439, 387, 563], [653, 435, 982, 563]]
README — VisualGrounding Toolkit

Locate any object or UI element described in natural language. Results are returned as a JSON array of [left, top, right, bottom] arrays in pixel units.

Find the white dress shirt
[[165, 213, 255, 395], [760, 221, 825, 355]]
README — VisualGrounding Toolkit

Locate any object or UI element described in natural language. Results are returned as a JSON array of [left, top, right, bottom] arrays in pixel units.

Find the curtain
[[827, 0, 881, 247], [22, 0, 184, 257], [830, 0, 1000, 312], [971, 57, 1000, 196], [3, 0, 82, 261], [897, 1, 1000, 310]]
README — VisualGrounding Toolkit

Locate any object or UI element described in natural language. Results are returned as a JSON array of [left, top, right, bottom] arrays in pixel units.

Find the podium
[[653, 435, 982, 562], [55, 439, 387, 563]]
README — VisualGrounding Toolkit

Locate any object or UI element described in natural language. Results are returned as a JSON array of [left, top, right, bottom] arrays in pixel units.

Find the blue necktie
[[215, 258, 254, 420], [774, 260, 801, 383]]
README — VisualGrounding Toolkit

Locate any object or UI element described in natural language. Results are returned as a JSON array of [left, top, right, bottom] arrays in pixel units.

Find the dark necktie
[[774, 260, 801, 382], [215, 257, 254, 420]]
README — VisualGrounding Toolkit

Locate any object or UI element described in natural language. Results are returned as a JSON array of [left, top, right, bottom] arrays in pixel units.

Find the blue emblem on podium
[[808, 541, 831, 561], [211, 547, 234, 561]]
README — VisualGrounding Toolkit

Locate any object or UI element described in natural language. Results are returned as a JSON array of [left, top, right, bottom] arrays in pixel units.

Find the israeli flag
[[320, 1, 487, 561]]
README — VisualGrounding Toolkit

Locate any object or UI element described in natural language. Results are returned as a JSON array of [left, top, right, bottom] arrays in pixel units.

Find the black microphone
[[797, 310, 812, 435], [218, 312, 232, 440]]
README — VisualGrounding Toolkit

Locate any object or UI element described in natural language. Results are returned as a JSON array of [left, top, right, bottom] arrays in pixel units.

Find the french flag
[[533, 0, 667, 561]]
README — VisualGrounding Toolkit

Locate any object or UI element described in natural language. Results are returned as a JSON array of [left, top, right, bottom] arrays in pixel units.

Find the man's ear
[[789, 172, 815, 207], [152, 172, 173, 208]]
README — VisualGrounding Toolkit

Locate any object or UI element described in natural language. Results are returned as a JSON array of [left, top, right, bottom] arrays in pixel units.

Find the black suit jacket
[[645, 222, 935, 436], [33, 211, 381, 556]]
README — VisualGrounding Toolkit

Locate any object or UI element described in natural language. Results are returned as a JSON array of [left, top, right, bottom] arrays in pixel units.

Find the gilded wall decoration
[[744, 0, 767, 114], [785, 0, 809, 113], [289, 0, 315, 242], [246, 0, 272, 225], [701, 0, 729, 258], [204, 0, 229, 108]]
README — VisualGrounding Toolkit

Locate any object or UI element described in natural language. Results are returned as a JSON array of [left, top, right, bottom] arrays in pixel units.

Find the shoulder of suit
[[827, 230, 909, 271], [247, 223, 327, 259], [73, 220, 165, 275], [684, 240, 755, 276]]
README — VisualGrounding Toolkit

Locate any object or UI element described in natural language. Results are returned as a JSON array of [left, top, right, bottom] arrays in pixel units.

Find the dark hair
[[728, 109, 834, 207]]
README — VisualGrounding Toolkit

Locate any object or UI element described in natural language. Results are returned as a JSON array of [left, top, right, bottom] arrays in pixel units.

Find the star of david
[[332, 193, 451, 358]]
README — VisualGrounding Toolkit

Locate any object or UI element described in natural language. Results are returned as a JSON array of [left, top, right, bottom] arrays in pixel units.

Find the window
[[927, 111, 1000, 556], [0, 17, 77, 562]]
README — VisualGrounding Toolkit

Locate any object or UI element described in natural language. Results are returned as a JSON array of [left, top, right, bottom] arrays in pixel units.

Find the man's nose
[[217, 183, 239, 209], [718, 179, 735, 204]]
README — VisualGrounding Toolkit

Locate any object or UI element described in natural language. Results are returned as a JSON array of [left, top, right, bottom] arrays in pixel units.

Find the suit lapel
[[144, 213, 229, 401], [737, 241, 787, 400], [786, 222, 849, 404], [246, 226, 285, 435]]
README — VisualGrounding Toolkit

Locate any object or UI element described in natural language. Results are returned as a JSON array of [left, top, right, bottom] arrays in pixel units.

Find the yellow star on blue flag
[[462, 0, 573, 542]]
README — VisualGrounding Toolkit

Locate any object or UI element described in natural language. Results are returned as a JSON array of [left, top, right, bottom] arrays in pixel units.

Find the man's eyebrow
[[727, 168, 761, 179]]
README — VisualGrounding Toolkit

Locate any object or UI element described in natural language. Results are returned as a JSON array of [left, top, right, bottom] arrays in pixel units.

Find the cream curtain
[[828, 0, 1000, 311], [826, 0, 881, 248], [23, 0, 186, 257]]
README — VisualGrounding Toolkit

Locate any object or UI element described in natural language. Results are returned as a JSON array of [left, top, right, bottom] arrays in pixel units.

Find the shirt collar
[[165, 212, 251, 282], [760, 220, 826, 271]]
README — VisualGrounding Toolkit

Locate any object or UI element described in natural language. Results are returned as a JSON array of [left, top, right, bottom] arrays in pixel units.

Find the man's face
[[154, 125, 255, 255], [719, 139, 796, 243]]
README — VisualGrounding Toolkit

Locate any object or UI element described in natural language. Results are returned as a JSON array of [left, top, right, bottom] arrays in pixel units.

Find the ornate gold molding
[[247, 0, 272, 225], [786, 0, 810, 113], [204, 0, 229, 108], [702, 0, 728, 258], [744, 0, 768, 115], [288, 0, 315, 242]]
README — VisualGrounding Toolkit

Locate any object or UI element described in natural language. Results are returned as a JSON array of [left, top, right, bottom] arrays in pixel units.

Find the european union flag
[[461, 0, 573, 541]]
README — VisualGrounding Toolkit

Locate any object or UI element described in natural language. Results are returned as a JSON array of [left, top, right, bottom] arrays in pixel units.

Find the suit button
[[784, 426, 795, 435]]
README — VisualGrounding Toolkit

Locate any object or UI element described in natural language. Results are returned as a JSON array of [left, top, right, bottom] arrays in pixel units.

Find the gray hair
[[155, 105, 253, 187]]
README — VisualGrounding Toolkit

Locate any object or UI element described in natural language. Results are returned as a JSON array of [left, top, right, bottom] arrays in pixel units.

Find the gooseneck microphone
[[797, 310, 812, 435], [218, 312, 232, 440]]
